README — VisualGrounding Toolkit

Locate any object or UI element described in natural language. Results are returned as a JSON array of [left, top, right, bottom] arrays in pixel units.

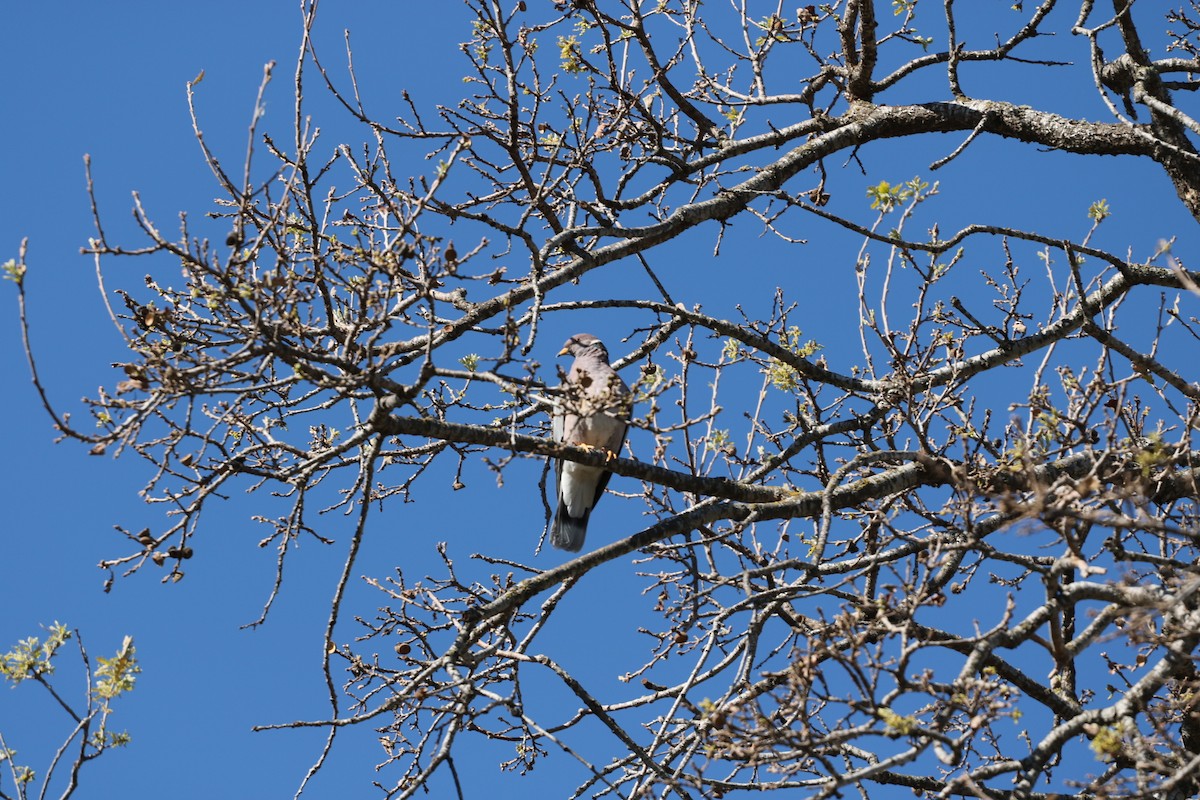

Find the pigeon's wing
[[588, 400, 628, 507], [551, 400, 566, 493], [551, 376, 592, 551]]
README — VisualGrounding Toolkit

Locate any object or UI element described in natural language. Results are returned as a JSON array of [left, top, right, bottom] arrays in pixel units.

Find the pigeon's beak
[[558, 346, 570, 356]]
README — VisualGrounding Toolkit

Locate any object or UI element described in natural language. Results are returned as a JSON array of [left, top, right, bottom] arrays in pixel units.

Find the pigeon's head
[[559, 333, 607, 358]]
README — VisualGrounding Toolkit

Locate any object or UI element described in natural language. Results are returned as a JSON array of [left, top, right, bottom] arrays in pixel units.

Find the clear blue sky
[[2, 2, 1197, 798]]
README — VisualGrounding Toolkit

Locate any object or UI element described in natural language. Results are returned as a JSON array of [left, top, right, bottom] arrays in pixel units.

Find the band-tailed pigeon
[[551, 333, 631, 552]]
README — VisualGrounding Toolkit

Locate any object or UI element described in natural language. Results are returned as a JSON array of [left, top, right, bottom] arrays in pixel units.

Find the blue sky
[[3, 2, 1199, 798]]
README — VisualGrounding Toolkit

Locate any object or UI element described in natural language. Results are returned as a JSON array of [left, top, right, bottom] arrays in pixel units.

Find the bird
[[550, 333, 631, 552]]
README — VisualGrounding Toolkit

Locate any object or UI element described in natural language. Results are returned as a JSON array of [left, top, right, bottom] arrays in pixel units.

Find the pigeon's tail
[[551, 502, 590, 552]]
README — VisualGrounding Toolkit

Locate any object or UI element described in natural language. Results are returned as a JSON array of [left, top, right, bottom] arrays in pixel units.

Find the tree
[[10, 0, 1200, 797], [0, 625, 138, 800]]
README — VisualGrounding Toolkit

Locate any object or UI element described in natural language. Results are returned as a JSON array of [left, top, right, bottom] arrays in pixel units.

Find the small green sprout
[[95, 636, 140, 700], [878, 707, 918, 736], [1087, 198, 1111, 222], [1, 622, 72, 685], [557, 35, 585, 73], [2, 258, 25, 285]]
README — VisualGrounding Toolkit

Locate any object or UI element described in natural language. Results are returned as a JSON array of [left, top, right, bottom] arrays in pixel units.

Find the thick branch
[[372, 411, 791, 503]]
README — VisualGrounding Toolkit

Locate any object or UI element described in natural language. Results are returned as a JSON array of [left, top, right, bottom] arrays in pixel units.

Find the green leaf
[[1, 622, 71, 684], [95, 636, 140, 700], [1087, 198, 1111, 222], [2, 258, 26, 284]]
